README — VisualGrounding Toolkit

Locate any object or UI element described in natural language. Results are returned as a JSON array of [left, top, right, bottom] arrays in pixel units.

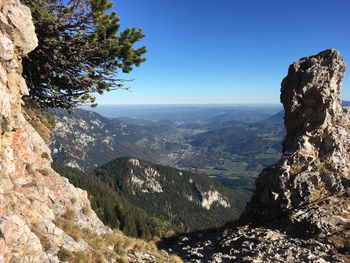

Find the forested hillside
[[92, 157, 251, 230], [53, 163, 179, 240]]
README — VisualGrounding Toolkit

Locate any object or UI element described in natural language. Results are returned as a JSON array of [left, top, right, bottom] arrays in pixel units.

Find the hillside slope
[[50, 109, 147, 170], [50, 108, 286, 191], [92, 157, 251, 230], [52, 164, 178, 240]]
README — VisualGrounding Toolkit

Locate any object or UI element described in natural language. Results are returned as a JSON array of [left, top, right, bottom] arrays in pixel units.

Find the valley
[[51, 105, 285, 191]]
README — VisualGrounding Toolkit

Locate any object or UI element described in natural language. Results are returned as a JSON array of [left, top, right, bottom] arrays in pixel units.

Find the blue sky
[[95, 0, 350, 105]]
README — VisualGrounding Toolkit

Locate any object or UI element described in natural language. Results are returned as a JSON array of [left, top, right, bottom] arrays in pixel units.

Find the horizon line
[[82, 102, 283, 107]]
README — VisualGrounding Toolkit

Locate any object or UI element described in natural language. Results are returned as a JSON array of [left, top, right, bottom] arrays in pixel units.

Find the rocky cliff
[[159, 50, 350, 262], [245, 49, 350, 237], [0, 1, 177, 262]]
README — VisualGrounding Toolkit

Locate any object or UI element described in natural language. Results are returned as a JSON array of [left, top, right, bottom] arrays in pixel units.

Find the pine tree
[[22, 0, 146, 109]]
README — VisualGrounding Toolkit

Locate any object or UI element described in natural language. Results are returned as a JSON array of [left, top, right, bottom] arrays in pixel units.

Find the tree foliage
[[22, 0, 146, 109]]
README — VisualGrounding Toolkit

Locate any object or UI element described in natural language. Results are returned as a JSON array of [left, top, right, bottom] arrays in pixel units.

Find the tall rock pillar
[[245, 49, 350, 235]]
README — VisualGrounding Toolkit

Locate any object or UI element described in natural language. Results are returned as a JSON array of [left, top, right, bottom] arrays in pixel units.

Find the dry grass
[[30, 223, 51, 252], [309, 190, 322, 203], [63, 209, 76, 221], [57, 248, 93, 263], [23, 106, 56, 144], [81, 206, 90, 216], [291, 163, 303, 174], [164, 230, 176, 239], [54, 214, 183, 263], [170, 255, 184, 263], [38, 168, 50, 176]]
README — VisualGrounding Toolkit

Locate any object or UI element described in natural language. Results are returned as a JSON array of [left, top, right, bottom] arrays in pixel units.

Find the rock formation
[[0, 1, 177, 262], [245, 49, 350, 237]]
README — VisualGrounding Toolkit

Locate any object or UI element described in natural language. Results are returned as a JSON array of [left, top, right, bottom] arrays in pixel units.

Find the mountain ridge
[[91, 156, 251, 231]]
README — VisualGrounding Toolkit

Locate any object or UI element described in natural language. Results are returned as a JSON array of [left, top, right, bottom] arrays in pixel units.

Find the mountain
[[183, 122, 285, 189], [50, 108, 194, 171], [2, 4, 348, 261], [342, 100, 350, 106], [91, 157, 251, 230], [52, 163, 179, 240], [263, 110, 284, 124], [83, 104, 281, 123], [50, 109, 149, 171]]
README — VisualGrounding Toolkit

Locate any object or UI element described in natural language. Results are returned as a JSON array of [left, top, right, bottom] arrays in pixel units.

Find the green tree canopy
[[22, 0, 146, 109]]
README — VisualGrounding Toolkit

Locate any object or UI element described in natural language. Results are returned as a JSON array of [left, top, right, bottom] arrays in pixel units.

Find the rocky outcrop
[[0, 1, 177, 262], [245, 49, 350, 237]]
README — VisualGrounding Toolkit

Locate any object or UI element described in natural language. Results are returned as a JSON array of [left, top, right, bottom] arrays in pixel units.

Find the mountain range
[[50, 106, 286, 190]]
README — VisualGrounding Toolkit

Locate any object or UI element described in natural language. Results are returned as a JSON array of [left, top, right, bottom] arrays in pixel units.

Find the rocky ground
[[159, 225, 345, 262]]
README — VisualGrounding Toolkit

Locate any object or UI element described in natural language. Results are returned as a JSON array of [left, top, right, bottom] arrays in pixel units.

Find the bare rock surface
[[245, 49, 350, 236], [0, 1, 175, 262]]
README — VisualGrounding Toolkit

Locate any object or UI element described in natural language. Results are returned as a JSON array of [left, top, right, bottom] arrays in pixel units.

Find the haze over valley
[[51, 104, 286, 191]]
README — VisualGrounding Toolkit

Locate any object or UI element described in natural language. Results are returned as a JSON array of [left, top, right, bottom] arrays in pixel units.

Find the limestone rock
[[0, 35, 14, 61], [244, 49, 350, 236], [0, 0, 38, 55]]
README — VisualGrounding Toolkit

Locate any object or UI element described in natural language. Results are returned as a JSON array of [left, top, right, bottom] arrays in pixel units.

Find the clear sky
[[95, 0, 350, 105]]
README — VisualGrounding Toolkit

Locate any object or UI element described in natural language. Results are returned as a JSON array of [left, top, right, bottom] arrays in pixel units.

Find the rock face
[[0, 1, 108, 261], [50, 109, 133, 171], [245, 49, 350, 236], [0, 1, 175, 262]]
